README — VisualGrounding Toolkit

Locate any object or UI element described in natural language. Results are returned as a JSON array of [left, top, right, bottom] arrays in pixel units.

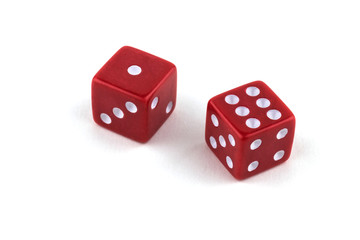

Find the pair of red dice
[[91, 46, 296, 180]]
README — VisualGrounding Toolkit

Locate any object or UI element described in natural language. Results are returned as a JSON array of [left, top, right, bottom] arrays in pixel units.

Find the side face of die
[[91, 46, 177, 142], [205, 81, 295, 179], [205, 103, 244, 177]]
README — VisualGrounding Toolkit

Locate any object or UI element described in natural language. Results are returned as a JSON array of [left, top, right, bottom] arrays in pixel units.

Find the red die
[[92, 46, 177, 142], [205, 81, 295, 179]]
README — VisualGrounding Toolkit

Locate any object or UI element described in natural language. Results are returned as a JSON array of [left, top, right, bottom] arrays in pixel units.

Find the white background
[[1, 0, 359, 239]]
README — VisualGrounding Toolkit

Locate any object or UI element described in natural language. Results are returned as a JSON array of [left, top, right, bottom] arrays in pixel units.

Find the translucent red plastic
[[205, 81, 296, 179], [92, 46, 177, 142]]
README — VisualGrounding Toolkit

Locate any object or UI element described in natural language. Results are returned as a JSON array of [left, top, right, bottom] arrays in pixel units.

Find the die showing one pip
[[92, 46, 177, 142], [205, 81, 295, 179]]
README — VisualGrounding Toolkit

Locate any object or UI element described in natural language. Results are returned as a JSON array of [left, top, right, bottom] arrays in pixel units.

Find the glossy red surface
[[205, 81, 296, 179], [92, 46, 177, 142]]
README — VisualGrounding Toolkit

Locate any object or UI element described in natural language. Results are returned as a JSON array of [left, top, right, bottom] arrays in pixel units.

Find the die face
[[238, 117, 295, 179], [205, 102, 244, 178], [210, 81, 294, 138], [92, 79, 148, 142], [147, 69, 177, 138], [205, 81, 296, 179], [95, 46, 176, 97], [91, 46, 177, 142]]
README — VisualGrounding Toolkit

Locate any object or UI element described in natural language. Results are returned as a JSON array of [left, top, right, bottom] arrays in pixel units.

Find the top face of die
[[94, 46, 176, 97], [209, 81, 295, 136]]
